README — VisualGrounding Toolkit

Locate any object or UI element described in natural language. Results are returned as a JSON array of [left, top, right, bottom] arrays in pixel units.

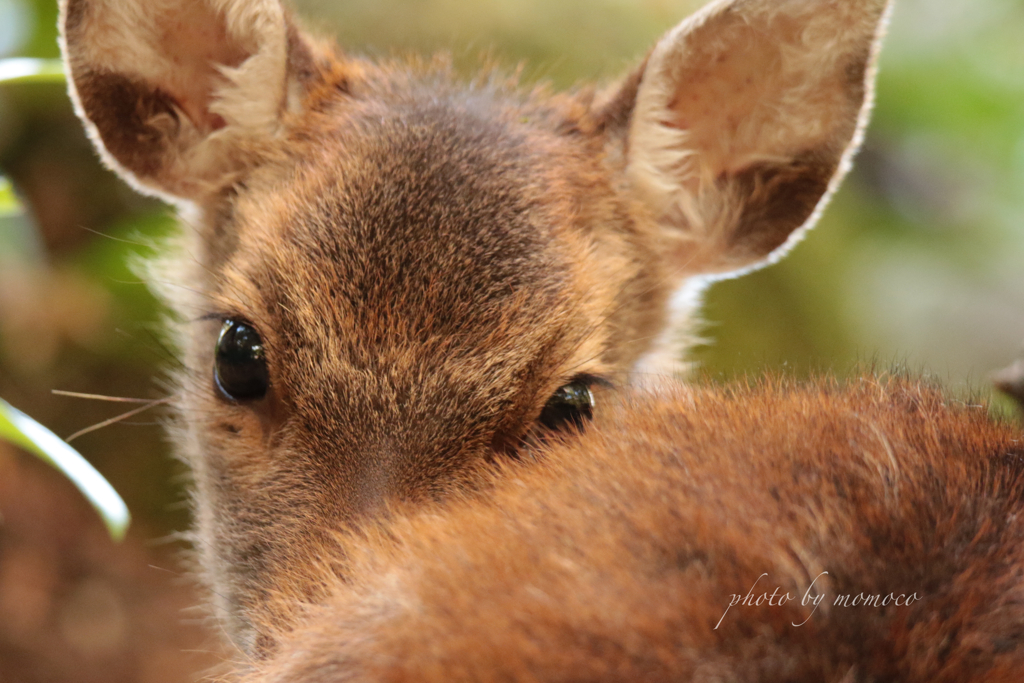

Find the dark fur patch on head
[[230, 88, 586, 471]]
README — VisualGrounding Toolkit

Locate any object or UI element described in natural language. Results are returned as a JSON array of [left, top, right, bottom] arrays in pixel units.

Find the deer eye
[[538, 379, 595, 433], [215, 320, 269, 402]]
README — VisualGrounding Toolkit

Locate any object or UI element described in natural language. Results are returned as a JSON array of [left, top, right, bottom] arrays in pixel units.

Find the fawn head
[[60, 0, 890, 654]]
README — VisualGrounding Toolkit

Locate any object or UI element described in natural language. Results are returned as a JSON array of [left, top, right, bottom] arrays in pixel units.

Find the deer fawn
[[58, 0, 1024, 679]]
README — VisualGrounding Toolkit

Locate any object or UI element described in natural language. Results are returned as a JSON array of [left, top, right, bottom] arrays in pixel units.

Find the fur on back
[[246, 376, 1024, 683]]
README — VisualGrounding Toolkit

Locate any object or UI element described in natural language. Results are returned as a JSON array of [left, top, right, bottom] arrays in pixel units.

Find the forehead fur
[[211, 81, 613, 399]]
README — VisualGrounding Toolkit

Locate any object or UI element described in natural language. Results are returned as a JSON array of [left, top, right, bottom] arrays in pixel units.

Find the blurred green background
[[0, 0, 1022, 680]]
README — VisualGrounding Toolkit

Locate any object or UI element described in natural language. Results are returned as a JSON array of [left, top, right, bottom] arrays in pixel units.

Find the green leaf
[[0, 398, 131, 541], [0, 58, 65, 85], [0, 176, 22, 218]]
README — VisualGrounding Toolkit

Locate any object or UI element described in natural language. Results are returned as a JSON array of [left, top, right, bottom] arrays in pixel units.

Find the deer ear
[[59, 0, 320, 201], [620, 0, 891, 278]]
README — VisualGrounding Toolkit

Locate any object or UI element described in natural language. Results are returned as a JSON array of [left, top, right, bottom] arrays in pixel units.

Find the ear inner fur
[[59, 0, 298, 199], [625, 0, 890, 277], [728, 150, 836, 259], [73, 70, 183, 178]]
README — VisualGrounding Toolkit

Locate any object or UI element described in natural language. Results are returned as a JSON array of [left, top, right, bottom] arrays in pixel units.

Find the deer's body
[[56, 0, 1024, 680], [247, 377, 1024, 682]]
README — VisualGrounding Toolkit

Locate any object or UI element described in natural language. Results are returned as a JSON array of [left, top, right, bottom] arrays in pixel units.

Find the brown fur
[[59, 0, 894, 667], [246, 377, 1024, 682]]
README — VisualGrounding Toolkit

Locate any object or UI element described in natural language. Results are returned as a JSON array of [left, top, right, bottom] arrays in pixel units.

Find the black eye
[[215, 320, 269, 402], [538, 379, 595, 433]]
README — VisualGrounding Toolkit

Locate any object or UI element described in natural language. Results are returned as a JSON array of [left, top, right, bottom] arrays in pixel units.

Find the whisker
[[52, 389, 162, 403], [146, 279, 224, 303], [65, 397, 173, 443], [79, 225, 158, 249]]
